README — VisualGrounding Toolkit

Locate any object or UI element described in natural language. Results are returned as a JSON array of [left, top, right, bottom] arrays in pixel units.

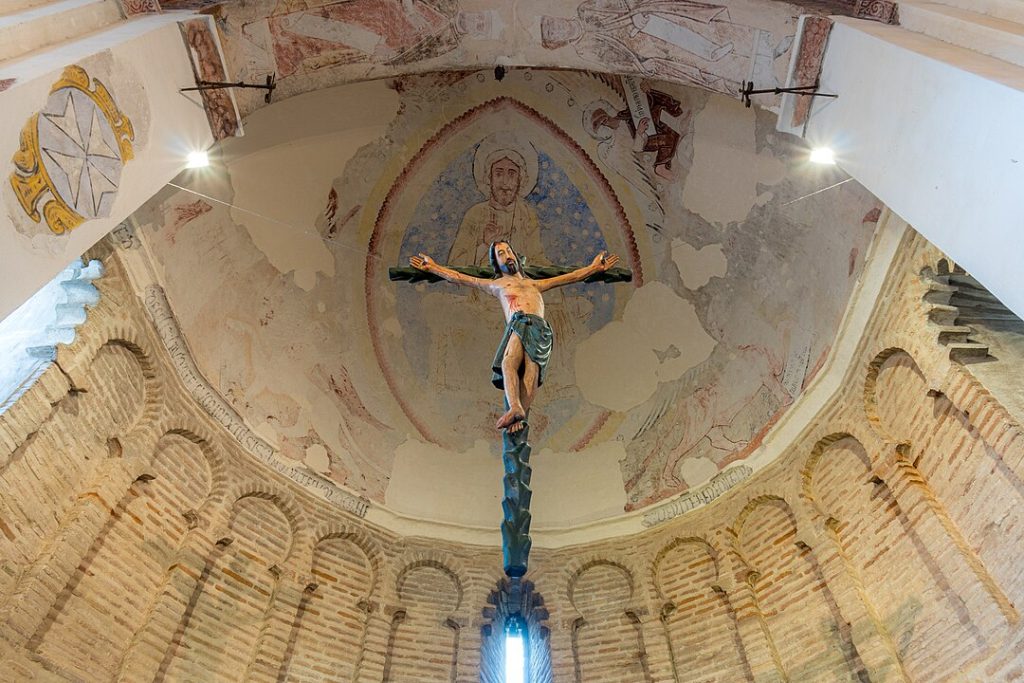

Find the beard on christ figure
[[447, 132, 550, 268]]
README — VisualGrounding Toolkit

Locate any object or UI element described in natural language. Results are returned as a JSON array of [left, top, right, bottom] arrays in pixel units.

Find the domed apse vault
[[6, 0, 1024, 680], [136, 67, 880, 539]]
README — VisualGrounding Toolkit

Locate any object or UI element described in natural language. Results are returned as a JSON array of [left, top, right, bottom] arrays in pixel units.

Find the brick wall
[[2, 222, 1024, 681]]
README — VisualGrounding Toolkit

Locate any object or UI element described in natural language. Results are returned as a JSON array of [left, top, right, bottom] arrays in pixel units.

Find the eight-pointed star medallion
[[37, 87, 124, 220]]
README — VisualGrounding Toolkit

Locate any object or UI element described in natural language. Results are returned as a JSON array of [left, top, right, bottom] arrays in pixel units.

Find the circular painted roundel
[[10, 65, 134, 235], [37, 86, 125, 221]]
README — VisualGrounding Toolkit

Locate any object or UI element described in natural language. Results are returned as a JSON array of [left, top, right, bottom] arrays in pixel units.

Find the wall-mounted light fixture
[[185, 150, 210, 169], [809, 147, 836, 165]]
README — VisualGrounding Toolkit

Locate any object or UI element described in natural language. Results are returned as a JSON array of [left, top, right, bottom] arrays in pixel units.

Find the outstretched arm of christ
[[409, 253, 494, 291], [535, 251, 620, 292], [390, 261, 631, 284]]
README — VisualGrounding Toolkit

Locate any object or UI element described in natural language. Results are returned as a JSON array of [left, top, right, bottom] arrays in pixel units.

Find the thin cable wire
[[779, 177, 853, 207], [630, 174, 856, 266], [165, 181, 381, 261], [167, 171, 855, 271], [630, 174, 857, 266]]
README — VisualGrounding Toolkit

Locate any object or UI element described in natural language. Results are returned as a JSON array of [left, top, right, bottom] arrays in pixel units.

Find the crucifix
[[390, 240, 631, 578]]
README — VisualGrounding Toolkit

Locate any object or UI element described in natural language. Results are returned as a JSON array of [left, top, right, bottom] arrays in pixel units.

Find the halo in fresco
[[471, 131, 539, 199]]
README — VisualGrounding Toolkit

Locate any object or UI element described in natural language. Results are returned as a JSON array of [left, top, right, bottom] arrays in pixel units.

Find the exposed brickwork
[[655, 539, 748, 680], [32, 434, 212, 680], [568, 562, 643, 682], [2, 219, 1024, 680], [388, 561, 462, 681], [738, 497, 863, 680], [284, 536, 374, 680]]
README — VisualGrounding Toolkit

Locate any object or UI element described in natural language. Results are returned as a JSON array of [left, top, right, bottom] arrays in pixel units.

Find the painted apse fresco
[[138, 69, 879, 518], [213, 0, 809, 117], [205, 0, 897, 119]]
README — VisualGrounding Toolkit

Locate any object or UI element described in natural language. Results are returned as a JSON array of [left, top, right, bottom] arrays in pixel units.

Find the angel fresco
[[540, 0, 792, 96], [267, 0, 498, 77], [584, 86, 685, 179]]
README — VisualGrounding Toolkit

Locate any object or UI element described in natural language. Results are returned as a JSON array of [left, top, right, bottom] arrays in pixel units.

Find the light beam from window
[[505, 617, 526, 683]]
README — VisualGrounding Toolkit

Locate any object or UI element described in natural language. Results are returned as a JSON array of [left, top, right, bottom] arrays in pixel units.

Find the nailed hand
[[591, 251, 620, 271], [410, 253, 434, 271]]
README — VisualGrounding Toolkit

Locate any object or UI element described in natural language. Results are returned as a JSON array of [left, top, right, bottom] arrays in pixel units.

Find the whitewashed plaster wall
[[0, 14, 217, 321], [799, 17, 1024, 318], [130, 70, 881, 531]]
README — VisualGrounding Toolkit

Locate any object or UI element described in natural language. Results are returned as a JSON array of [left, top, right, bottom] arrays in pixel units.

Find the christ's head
[[489, 240, 521, 276], [489, 156, 521, 208]]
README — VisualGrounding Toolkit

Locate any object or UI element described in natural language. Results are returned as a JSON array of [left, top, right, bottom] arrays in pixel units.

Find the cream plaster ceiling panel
[[137, 69, 879, 525]]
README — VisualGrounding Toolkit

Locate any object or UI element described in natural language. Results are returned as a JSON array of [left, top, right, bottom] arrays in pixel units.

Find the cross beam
[[389, 265, 633, 284]]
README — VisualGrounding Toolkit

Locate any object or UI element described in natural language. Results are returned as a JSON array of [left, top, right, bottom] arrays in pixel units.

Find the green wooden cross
[[391, 246, 631, 577]]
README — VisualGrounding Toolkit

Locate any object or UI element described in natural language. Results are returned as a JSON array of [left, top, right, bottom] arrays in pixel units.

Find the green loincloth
[[491, 312, 553, 390]]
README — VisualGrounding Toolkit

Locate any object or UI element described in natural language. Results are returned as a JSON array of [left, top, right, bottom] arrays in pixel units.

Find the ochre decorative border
[[790, 17, 833, 129], [9, 65, 134, 235], [119, 0, 162, 15], [854, 0, 899, 24]]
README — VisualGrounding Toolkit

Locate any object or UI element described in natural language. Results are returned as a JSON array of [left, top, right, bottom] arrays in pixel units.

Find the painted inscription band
[[641, 465, 752, 527]]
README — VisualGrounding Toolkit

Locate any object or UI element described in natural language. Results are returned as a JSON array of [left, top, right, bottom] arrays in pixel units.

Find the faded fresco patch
[[206, 0, 907, 118], [219, 0, 804, 116], [142, 69, 879, 510]]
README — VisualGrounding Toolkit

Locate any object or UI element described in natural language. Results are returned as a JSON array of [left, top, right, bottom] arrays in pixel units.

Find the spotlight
[[494, 65, 506, 82], [185, 150, 210, 169], [809, 147, 836, 165]]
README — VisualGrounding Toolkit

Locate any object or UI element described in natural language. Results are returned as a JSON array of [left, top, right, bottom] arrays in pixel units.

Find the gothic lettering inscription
[[641, 465, 752, 527]]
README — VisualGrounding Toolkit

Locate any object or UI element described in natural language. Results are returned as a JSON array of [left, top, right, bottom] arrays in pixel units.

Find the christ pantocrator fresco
[[439, 131, 596, 370], [447, 132, 548, 267]]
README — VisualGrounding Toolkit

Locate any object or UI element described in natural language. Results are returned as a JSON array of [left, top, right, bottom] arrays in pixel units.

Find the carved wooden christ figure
[[409, 240, 620, 432]]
